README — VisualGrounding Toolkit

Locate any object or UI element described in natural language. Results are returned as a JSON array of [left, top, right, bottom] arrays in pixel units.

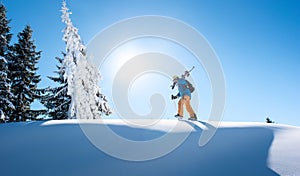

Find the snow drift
[[0, 119, 299, 176]]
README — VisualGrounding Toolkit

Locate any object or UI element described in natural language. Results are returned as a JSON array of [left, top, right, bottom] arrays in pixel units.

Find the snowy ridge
[[0, 119, 299, 176], [41, 119, 207, 132]]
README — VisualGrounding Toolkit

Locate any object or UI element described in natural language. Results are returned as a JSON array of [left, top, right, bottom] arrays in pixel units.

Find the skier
[[171, 67, 197, 121]]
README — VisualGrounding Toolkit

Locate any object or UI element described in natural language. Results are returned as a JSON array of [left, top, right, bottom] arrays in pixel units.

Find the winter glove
[[171, 94, 178, 100]]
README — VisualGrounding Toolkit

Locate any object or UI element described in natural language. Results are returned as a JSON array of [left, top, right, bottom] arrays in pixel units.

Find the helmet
[[172, 75, 179, 81]]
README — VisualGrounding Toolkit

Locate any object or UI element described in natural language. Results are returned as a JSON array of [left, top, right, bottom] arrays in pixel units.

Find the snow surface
[[0, 119, 299, 176]]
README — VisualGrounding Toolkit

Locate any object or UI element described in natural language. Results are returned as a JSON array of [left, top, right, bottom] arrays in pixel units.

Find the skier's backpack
[[186, 80, 195, 93]]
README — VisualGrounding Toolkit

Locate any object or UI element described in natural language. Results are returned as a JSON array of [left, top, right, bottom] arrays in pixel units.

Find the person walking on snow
[[171, 70, 197, 121]]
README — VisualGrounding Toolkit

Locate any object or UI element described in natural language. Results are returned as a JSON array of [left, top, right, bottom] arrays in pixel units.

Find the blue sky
[[3, 0, 300, 125]]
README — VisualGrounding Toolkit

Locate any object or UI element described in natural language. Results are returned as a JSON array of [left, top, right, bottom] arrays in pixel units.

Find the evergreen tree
[[0, 57, 15, 122], [74, 58, 112, 119], [40, 54, 70, 119], [61, 1, 111, 119], [8, 25, 41, 121], [0, 4, 14, 122], [61, 1, 83, 118]]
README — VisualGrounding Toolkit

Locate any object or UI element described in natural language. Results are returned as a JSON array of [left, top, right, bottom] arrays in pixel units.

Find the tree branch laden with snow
[[61, 1, 111, 119]]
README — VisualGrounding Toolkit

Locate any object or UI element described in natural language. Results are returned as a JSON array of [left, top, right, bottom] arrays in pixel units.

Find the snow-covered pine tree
[[61, 1, 111, 119], [0, 4, 14, 122], [74, 59, 112, 119], [40, 54, 71, 119], [8, 25, 41, 122], [0, 57, 15, 122], [61, 0, 83, 118]]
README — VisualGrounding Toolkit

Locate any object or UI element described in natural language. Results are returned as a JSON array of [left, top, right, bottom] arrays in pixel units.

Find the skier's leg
[[177, 97, 184, 117], [184, 95, 196, 118]]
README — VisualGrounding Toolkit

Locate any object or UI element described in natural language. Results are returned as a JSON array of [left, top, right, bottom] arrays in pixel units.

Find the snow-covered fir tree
[[0, 4, 14, 122], [61, 0, 83, 118], [74, 59, 112, 119], [40, 54, 71, 119], [61, 1, 111, 119], [8, 25, 41, 121], [0, 57, 15, 122]]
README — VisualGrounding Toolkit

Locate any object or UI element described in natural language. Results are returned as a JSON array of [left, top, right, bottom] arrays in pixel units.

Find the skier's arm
[[171, 82, 176, 90]]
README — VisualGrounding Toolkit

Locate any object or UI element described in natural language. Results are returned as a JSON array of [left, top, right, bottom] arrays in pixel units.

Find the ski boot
[[188, 114, 197, 121], [175, 114, 183, 120]]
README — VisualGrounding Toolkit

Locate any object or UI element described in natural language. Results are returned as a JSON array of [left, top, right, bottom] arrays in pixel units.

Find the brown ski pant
[[178, 95, 195, 117]]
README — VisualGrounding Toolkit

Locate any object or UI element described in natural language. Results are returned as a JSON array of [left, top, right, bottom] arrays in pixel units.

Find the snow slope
[[0, 120, 299, 176]]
